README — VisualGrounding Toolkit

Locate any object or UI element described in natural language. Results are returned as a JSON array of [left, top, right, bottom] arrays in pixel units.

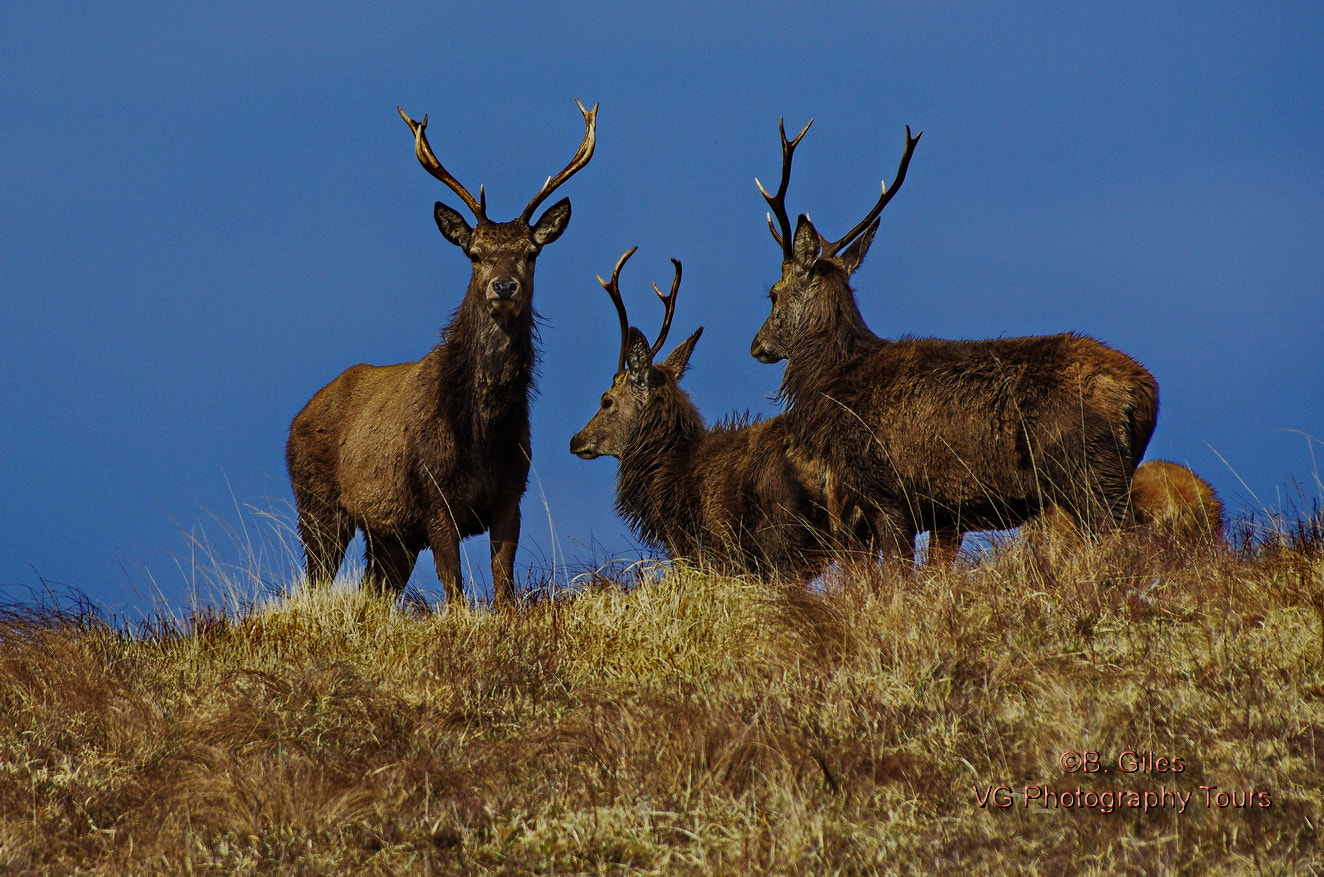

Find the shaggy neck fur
[[779, 268, 881, 408], [422, 287, 537, 446], [614, 388, 705, 551]]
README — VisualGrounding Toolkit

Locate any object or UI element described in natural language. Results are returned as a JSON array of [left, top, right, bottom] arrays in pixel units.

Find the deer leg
[[428, 520, 465, 609], [297, 500, 353, 589], [489, 499, 521, 608], [925, 527, 964, 570], [868, 506, 917, 572], [362, 529, 419, 598], [1060, 464, 1132, 535]]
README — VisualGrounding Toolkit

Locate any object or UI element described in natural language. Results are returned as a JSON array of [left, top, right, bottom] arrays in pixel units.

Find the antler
[[648, 259, 682, 358], [597, 248, 683, 373], [397, 107, 487, 220], [519, 99, 598, 224], [755, 118, 813, 263], [598, 247, 637, 374], [819, 126, 922, 258]]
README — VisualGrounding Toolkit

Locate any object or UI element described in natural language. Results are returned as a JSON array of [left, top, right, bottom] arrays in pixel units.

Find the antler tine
[[755, 118, 813, 262], [597, 246, 637, 374], [648, 258, 682, 358], [821, 125, 922, 258], [520, 99, 598, 224], [397, 107, 486, 220]]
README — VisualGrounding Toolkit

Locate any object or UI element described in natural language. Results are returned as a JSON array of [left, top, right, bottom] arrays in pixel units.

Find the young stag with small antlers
[[570, 249, 864, 578], [286, 100, 596, 605], [751, 120, 1159, 565]]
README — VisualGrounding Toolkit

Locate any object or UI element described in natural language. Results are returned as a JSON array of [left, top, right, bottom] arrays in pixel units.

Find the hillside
[[1, 522, 1321, 873]]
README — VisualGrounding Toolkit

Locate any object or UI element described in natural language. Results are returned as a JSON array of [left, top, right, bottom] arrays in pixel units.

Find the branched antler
[[755, 118, 813, 263], [649, 259, 682, 358], [819, 126, 922, 257], [597, 246, 637, 374], [597, 248, 683, 372], [520, 99, 598, 224], [398, 107, 487, 220]]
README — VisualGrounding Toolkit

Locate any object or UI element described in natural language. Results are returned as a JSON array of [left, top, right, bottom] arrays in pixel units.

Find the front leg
[[489, 496, 521, 607], [428, 517, 465, 609], [869, 504, 917, 574]]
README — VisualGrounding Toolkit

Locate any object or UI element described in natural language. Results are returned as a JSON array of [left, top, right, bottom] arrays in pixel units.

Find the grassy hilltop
[[1, 522, 1322, 874]]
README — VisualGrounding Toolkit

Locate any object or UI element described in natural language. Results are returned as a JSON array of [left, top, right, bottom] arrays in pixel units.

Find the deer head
[[398, 100, 597, 323], [570, 248, 703, 460], [750, 120, 920, 363]]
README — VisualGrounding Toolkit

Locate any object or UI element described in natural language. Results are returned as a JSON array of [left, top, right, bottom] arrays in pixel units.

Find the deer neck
[[778, 297, 880, 409], [424, 294, 536, 431], [614, 398, 705, 549]]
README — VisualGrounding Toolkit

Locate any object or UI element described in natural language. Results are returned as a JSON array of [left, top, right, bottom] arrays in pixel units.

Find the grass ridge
[[1, 526, 1321, 873]]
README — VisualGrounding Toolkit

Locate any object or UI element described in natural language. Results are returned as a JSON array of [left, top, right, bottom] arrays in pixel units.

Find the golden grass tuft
[[1, 523, 1322, 873]]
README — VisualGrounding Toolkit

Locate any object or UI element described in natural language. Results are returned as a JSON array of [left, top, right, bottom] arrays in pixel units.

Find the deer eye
[[600, 396, 613, 411]]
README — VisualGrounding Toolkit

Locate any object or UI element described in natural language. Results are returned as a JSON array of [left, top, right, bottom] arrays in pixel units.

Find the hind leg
[[1043, 441, 1135, 536], [1070, 462, 1135, 534], [295, 495, 353, 589], [363, 529, 420, 597]]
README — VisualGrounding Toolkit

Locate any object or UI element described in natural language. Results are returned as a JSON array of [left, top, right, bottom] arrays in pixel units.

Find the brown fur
[[571, 259, 862, 578], [1130, 460, 1224, 541], [286, 104, 594, 604], [752, 127, 1159, 562]]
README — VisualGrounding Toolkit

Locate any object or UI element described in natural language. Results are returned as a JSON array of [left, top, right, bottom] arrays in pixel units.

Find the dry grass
[[1, 520, 1321, 874]]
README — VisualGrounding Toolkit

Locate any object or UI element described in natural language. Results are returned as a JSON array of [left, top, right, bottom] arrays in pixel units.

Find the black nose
[[491, 279, 520, 300]]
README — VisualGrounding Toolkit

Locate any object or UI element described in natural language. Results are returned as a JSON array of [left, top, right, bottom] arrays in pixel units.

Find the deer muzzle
[[569, 430, 602, 460], [750, 333, 784, 364]]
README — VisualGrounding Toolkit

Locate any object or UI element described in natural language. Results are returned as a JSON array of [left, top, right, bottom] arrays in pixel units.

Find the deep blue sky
[[3, 3, 1320, 616]]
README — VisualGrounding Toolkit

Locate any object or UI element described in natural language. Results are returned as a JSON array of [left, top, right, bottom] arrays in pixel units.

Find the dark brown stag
[[751, 120, 1159, 563], [286, 100, 596, 604], [570, 248, 863, 578]]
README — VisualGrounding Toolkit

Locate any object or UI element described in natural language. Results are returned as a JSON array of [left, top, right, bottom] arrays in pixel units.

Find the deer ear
[[624, 328, 658, 388], [435, 202, 473, 251], [531, 197, 572, 246], [659, 327, 703, 380], [792, 214, 822, 266], [839, 218, 880, 275]]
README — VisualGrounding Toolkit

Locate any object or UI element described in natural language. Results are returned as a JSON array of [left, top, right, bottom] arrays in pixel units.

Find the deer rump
[[785, 332, 1159, 542]]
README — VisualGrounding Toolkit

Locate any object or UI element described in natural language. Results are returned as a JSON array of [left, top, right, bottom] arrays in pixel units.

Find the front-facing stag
[[570, 249, 861, 578], [751, 119, 1159, 563], [286, 100, 596, 604]]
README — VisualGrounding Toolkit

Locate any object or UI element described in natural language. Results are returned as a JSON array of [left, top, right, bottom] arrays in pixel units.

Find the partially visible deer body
[[751, 120, 1159, 564], [286, 101, 596, 604], [570, 249, 864, 578], [1130, 459, 1224, 541]]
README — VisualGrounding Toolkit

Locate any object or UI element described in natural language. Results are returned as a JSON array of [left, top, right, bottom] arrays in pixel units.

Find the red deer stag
[[750, 120, 1159, 564], [570, 248, 866, 578], [286, 100, 596, 605]]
